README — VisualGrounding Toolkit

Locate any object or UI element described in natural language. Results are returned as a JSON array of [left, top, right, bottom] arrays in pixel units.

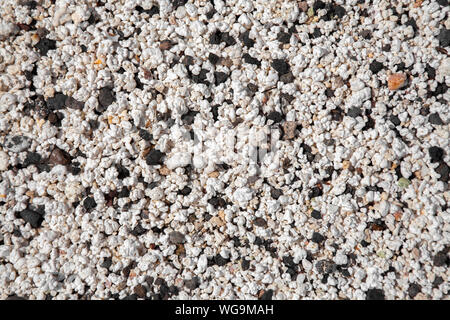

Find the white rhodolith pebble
[[166, 152, 192, 170], [0, 151, 8, 171]]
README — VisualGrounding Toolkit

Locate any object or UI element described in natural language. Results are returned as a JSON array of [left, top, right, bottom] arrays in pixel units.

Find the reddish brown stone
[[49, 147, 71, 165], [133, 284, 147, 298]]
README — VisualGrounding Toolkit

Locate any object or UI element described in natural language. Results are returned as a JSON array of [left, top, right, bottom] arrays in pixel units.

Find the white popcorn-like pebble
[[0, 22, 18, 40], [233, 187, 253, 205], [0, 151, 8, 171]]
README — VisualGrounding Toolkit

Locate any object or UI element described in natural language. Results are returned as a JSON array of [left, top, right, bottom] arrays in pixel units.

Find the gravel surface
[[0, 0, 449, 300]]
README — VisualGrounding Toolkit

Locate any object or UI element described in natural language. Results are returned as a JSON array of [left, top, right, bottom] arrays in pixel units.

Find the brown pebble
[[211, 216, 225, 227], [17, 23, 30, 31], [142, 147, 152, 158], [143, 68, 152, 80], [280, 72, 295, 83], [333, 76, 345, 89], [159, 165, 170, 176], [218, 210, 225, 221], [169, 231, 185, 244], [48, 113, 58, 124], [117, 282, 127, 291], [133, 284, 147, 298], [412, 247, 421, 260], [36, 28, 49, 38], [393, 211, 403, 221], [105, 190, 117, 207], [122, 261, 136, 278], [175, 244, 186, 256], [219, 57, 233, 67], [65, 96, 84, 110], [436, 47, 448, 55], [298, 1, 308, 12], [257, 289, 265, 299], [254, 217, 267, 228], [247, 175, 259, 184], [159, 40, 174, 50], [282, 121, 297, 140], [145, 276, 154, 286], [49, 146, 71, 165], [208, 171, 220, 178]]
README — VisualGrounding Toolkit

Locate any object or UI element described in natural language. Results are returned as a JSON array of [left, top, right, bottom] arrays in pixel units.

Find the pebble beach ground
[[0, 0, 449, 300]]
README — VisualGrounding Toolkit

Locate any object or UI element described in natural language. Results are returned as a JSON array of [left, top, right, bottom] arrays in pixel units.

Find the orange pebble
[[388, 73, 407, 90], [394, 211, 403, 221], [413, 0, 423, 8]]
